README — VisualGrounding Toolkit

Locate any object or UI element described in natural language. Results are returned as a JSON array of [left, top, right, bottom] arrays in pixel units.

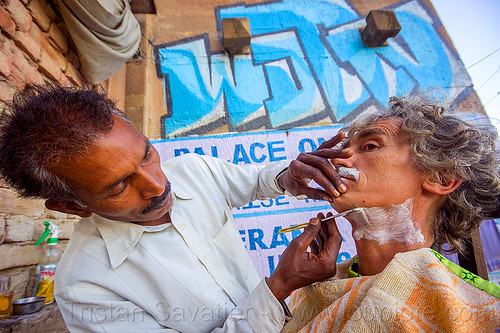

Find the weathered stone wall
[[0, 188, 79, 300]]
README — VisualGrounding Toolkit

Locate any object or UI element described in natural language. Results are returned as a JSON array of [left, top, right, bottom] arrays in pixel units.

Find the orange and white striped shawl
[[283, 248, 500, 332]]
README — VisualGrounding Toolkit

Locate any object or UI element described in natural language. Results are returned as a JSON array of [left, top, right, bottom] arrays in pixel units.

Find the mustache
[[141, 181, 171, 215]]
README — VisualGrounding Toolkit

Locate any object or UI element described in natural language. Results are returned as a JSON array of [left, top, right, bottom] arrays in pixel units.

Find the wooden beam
[[130, 0, 156, 14]]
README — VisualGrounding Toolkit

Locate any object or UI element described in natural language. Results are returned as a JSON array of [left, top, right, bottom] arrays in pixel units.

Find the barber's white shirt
[[55, 154, 289, 332]]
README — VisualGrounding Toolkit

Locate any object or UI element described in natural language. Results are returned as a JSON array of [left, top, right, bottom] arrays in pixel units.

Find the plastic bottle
[[34, 221, 62, 305]]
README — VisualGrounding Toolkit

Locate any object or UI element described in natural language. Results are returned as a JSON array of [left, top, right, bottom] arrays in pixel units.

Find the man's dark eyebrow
[[102, 139, 150, 195]]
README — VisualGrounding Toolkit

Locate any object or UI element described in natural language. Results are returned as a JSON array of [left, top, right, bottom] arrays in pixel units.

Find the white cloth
[[55, 154, 289, 332], [57, 0, 141, 84]]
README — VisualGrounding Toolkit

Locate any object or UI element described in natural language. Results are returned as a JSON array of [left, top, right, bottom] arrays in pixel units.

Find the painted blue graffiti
[[155, 0, 469, 138]]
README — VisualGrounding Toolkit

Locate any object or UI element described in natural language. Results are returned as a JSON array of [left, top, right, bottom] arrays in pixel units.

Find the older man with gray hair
[[270, 90, 500, 332]]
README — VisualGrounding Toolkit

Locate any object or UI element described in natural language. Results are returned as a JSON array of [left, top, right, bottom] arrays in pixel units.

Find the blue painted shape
[[154, 0, 465, 137], [251, 33, 323, 127], [210, 55, 269, 126], [325, 3, 455, 107], [221, 1, 362, 123], [157, 38, 268, 135]]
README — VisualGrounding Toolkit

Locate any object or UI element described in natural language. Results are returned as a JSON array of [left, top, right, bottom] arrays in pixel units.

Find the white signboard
[[152, 126, 356, 278]]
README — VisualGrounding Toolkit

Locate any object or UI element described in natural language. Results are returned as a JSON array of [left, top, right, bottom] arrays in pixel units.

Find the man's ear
[[423, 173, 462, 195], [45, 200, 92, 218]]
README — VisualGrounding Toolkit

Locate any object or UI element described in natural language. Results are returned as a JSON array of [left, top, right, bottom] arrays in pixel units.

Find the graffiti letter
[[233, 144, 251, 164], [267, 140, 286, 161], [248, 229, 268, 250], [250, 142, 267, 163], [174, 148, 190, 156], [270, 226, 290, 249]]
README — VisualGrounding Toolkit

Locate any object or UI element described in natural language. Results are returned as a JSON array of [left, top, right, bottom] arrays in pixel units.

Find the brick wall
[[0, 0, 84, 110], [0, 0, 87, 330]]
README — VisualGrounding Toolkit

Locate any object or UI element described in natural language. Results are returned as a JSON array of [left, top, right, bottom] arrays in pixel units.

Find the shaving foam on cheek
[[350, 199, 425, 245], [337, 167, 360, 181]]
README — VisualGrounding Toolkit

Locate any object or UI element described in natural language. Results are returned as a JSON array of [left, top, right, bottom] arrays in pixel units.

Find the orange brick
[[1, 36, 15, 57], [29, 22, 56, 56], [0, 49, 13, 77], [5, 0, 32, 32], [10, 46, 27, 69], [14, 30, 41, 61], [38, 50, 62, 81], [8, 65, 26, 89], [26, 18, 44, 44], [0, 6, 16, 38], [0, 80, 16, 103], [27, 0, 53, 32], [11, 47, 33, 72], [24, 67, 44, 85], [59, 73, 72, 86], [10, 47, 40, 84], [47, 23, 68, 54], [30, 22, 68, 72], [41, 38, 68, 72], [9, 49, 43, 89], [65, 62, 83, 86]]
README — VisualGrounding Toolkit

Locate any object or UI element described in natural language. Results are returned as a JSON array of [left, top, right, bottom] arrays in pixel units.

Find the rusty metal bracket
[[361, 10, 401, 47]]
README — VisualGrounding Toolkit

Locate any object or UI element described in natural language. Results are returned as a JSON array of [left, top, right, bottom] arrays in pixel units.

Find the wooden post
[[222, 18, 251, 55], [458, 229, 489, 280]]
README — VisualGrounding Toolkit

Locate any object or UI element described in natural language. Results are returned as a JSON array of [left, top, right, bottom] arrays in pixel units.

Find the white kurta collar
[[93, 186, 192, 268]]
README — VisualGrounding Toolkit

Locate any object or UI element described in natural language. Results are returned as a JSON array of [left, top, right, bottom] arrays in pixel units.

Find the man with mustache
[[275, 91, 500, 332], [0, 84, 350, 332]]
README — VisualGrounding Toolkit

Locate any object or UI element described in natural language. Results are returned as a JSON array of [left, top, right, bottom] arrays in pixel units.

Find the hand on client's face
[[266, 213, 341, 302], [279, 132, 352, 202]]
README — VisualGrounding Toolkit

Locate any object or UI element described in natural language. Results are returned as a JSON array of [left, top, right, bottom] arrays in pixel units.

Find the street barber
[[0, 83, 349, 332], [275, 90, 500, 332]]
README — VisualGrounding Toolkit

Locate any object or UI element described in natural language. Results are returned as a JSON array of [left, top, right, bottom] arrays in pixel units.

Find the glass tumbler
[[0, 276, 13, 319]]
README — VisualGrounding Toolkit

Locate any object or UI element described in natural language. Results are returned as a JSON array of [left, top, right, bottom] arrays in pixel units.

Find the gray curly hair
[[345, 89, 500, 254]]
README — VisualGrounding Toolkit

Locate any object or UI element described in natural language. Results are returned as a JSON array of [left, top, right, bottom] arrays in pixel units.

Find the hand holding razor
[[278, 207, 362, 233]]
